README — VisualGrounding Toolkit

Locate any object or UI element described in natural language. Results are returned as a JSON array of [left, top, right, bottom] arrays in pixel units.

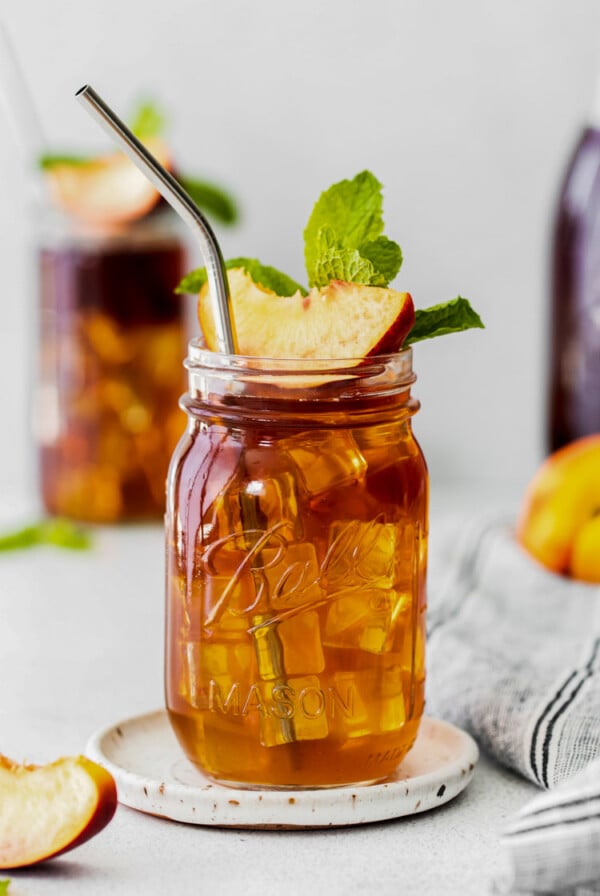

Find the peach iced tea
[[165, 170, 481, 788], [37, 225, 188, 522], [165, 350, 427, 788]]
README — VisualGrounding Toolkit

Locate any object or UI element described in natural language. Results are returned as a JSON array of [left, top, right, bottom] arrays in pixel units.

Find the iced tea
[[36, 215, 188, 522], [165, 348, 427, 788]]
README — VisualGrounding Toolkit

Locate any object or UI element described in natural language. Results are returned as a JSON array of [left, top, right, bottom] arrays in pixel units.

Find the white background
[[1, 0, 599, 505]]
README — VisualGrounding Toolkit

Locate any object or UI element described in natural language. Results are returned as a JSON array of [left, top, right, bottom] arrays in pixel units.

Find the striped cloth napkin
[[426, 513, 600, 895]]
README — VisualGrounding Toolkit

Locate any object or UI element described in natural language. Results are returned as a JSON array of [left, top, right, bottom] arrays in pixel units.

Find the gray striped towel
[[426, 513, 600, 894]]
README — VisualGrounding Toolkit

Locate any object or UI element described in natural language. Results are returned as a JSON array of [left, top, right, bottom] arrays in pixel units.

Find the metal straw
[[75, 84, 237, 354]]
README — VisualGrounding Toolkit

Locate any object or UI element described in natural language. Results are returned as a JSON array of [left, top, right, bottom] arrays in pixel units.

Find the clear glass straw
[[75, 84, 237, 354], [0, 22, 47, 203]]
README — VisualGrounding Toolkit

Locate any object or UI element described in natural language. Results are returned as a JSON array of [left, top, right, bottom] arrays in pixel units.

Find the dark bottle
[[548, 125, 600, 451]]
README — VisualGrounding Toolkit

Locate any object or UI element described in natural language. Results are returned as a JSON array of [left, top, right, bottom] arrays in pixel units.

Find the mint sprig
[[177, 168, 483, 345], [405, 297, 484, 345], [39, 153, 91, 169], [304, 170, 402, 288], [177, 257, 306, 297], [0, 519, 92, 553]]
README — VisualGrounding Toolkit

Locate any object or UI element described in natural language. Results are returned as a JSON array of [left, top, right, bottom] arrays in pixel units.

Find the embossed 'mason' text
[[193, 680, 356, 720]]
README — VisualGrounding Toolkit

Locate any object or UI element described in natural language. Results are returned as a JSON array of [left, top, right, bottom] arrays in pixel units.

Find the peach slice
[[516, 435, 600, 577], [0, 754, 117, 869], [198, 268, 415, 358], [44, 137, 170, 227]]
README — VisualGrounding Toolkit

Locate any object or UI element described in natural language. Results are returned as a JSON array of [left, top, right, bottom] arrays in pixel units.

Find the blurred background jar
[[31, 106, 238, 523], [35, 206, 189, 523], [548, 87, 600, 452]]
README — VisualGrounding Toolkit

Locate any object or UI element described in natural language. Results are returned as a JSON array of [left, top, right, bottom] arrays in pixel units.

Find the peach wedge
[[44, 137, 170, 227], [0, 754, 117, 869], [198, 268, 415, 359]]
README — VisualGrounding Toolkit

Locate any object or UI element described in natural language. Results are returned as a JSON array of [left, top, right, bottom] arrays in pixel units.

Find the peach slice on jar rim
[[0, 754, 117, 869], [197, 267, 414, 364], [44, 137, 170, 228]]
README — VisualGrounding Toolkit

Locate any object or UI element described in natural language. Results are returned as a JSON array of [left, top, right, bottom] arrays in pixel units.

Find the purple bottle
[[548, 117, 600, 452]]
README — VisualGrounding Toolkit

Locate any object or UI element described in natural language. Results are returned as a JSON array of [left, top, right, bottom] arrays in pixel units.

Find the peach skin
[[516, 434, 600, 578], [0, 754, 117, 869]]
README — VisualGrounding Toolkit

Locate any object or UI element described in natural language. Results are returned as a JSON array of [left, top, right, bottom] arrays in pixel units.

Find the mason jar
[[35, 209, 189, 522], [165, 345, 428, 789]]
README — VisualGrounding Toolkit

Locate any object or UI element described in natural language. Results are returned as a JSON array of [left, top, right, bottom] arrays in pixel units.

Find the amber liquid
[[37, 233, 188, 522], [166, 398, 428, 788]]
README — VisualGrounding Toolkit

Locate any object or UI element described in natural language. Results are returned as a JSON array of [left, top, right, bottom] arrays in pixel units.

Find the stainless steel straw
[[75, 84, 237, 354]]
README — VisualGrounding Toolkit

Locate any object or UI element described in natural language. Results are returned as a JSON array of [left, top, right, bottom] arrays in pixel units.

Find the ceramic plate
[[86, 710, 478, 829]]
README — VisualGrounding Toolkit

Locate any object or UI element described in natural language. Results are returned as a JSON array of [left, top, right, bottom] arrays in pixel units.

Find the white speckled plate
[[86, 710, 478, 829]]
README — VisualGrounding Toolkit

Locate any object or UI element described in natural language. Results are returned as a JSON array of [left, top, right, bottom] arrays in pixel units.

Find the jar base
[[198, 773, 389, 792], [168, 708, 422, 791]]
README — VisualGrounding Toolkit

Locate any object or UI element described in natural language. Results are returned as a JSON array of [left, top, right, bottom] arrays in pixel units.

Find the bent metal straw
[[75, 84, 237, 355], [75, 85, 298, 744]]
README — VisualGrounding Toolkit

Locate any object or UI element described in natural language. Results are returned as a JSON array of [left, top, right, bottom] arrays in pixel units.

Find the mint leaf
[[39, 153, 91, 169], [178, 175, 239, 225], [130, 100, 165, 139], [304, 171, 385, 286], [359, 236, 403, 284], [304, 170, 403, 288], [177, 257, 307, 297], [0, 519, 92, 553], [404, 297, 484, 345], [41, 519, 92, 550], [311, 227, 383, 286]]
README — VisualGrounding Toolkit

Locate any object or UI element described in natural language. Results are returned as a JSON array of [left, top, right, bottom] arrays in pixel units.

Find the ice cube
[[242, 447, 304, 539], [202, 567, 257, 633], [323, 588, 394, 654], [179, 639, 253, 710], [259, 675, 329, 747], [378, 656, 406, 733], [280, 430, 366, 496], [322, 519, 398, 592], [259, 541, 323, 611], [354, 420, 418, 471], [327, 671, 370, 739], [277, 610, 325, 675], [327, 662, 406, 738], [205, 450, 303, 570]]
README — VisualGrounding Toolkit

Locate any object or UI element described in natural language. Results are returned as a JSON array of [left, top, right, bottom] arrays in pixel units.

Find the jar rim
[[186, 338, 414, 379]]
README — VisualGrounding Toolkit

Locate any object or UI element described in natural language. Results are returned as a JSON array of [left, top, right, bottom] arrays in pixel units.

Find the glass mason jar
[[165, 345, 428, 789], [34, 209, 189, 523]]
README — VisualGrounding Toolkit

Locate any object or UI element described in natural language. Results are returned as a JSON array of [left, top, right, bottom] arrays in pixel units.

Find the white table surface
[[0, 486, 537, 896]]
